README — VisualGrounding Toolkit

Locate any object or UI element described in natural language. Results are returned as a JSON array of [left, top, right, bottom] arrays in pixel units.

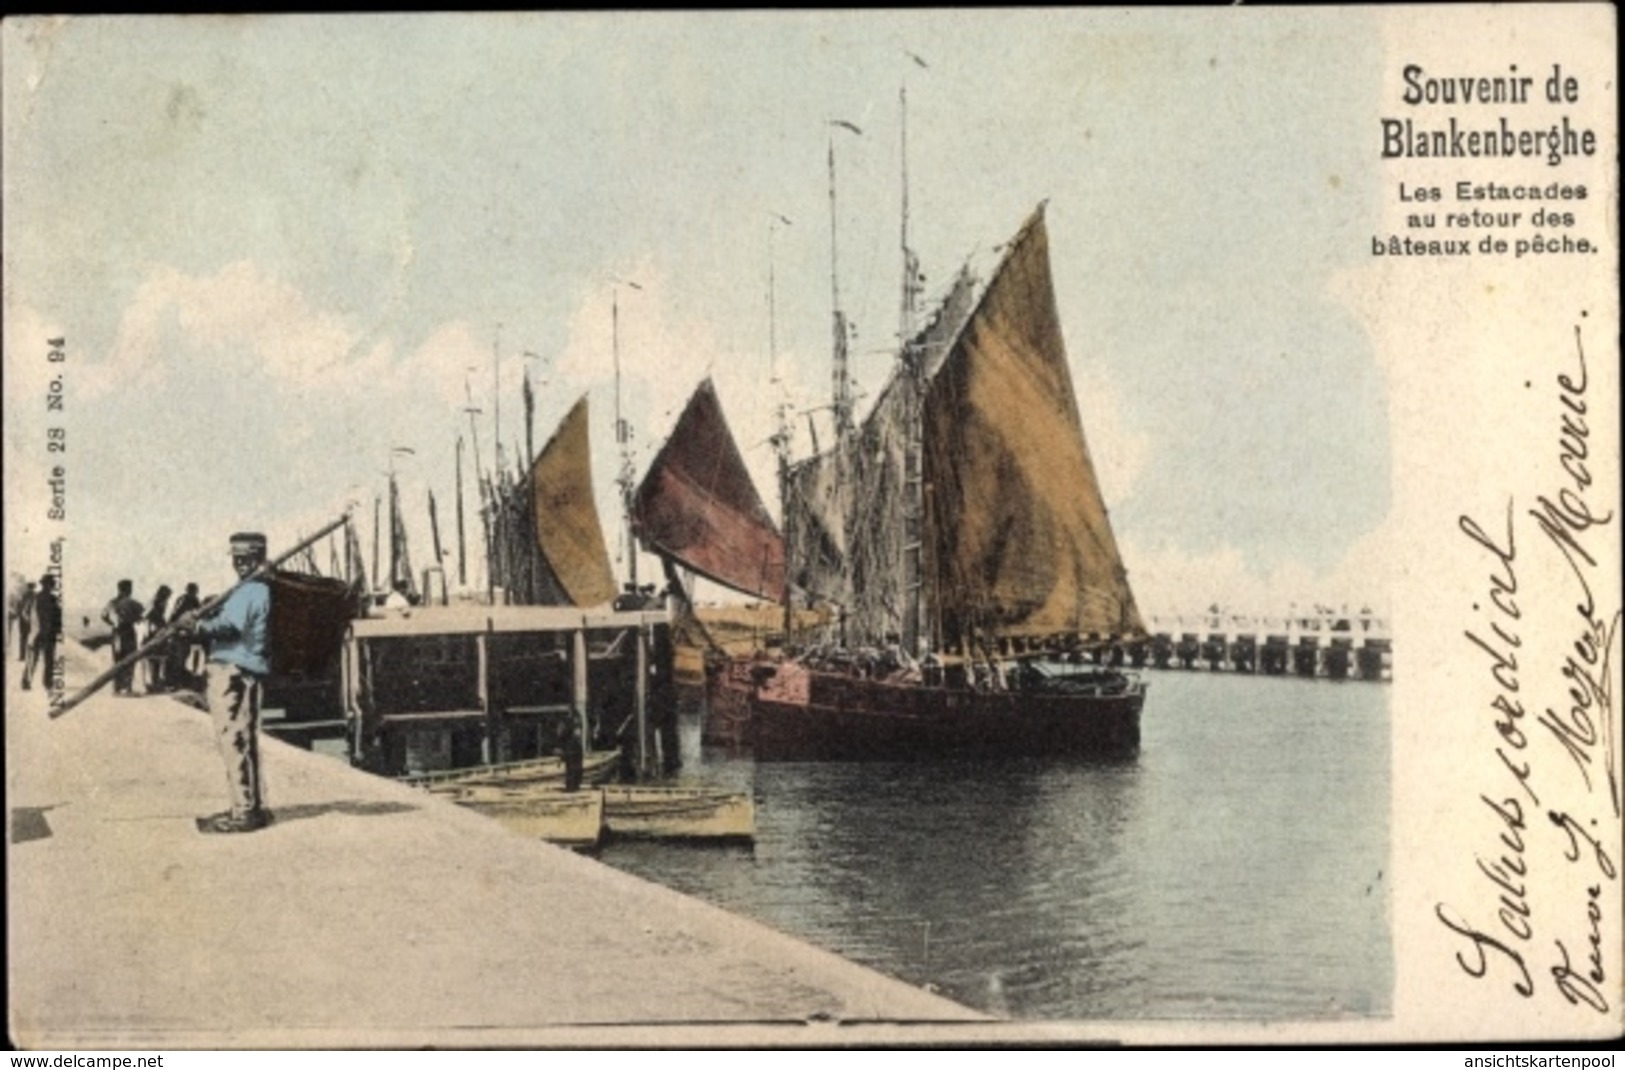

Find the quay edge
[[7, 641, 984, 1048]]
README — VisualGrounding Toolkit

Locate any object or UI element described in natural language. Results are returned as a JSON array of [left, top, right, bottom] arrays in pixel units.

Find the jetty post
[[571, 625, 593, 763], [634, 620, 651, 778], [480, 617, 495, 763]]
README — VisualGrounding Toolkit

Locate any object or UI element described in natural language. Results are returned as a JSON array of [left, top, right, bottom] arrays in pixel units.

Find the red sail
[[633, 378, 786, 602]]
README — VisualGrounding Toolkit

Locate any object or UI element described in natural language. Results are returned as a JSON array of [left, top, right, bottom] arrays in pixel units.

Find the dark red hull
[[744, 663, 1144, 762], [699, 658, 756, 748]]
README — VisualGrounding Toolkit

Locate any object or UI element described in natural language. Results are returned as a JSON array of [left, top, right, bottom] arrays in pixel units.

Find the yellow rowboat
[[435, 782, 756, 846], [402, 749, 620, 792], [442, 784, 606, 850], [599, 786, 755, 843]]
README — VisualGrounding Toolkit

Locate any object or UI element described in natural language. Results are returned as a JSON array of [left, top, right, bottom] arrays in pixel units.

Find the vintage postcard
[[4, 8, 1619, 1049]]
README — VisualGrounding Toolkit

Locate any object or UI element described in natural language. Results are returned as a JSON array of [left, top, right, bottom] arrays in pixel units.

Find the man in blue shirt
[[179, 532, 273, 834]]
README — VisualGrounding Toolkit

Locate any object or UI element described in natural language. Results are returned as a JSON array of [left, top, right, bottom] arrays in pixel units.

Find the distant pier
[[1139, 613, 1392, 681]]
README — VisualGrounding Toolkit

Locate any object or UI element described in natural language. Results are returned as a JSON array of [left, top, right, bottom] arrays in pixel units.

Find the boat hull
[[750, 665, 1144, 762], [404, 750, 620, 790], [447, 786, 605, 849], [700, 657, 757, 748], [438, 783, 754, 845], [600, 786, 755, 842]]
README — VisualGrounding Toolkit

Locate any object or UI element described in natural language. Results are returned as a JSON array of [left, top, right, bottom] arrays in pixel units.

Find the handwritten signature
[[1439, 316, 1620, 1015]]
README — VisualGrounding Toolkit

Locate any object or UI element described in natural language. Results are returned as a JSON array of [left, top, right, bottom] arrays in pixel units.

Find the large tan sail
[[529, 395, 617, 607], [632, 378, 786, 602], [923, 206, 1144, 650]]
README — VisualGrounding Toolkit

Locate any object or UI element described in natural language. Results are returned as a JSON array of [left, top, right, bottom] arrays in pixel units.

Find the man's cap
[[229, 532, 268, 557]]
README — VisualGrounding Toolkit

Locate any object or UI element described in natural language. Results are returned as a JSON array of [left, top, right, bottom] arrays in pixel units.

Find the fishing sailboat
[[750, 203, 1148, 761], [487, 394, 619, 608], [631, 377, 787, 746], [633, 378, 786, 603]]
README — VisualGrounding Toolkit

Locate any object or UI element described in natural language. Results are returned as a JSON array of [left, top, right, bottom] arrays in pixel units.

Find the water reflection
[[602, 672, 1390, 1021]]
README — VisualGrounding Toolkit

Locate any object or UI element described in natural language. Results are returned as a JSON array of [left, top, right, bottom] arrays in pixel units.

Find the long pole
[[769, 211, 795, 643], [388, 473, 400, 591], [618, 296, 637, 587], [52, 513, 354, 719], [899, 80, 924, 658], [464, 377, 493, 604], [612, 281, 642, 589], [428, 488, 444, 582], [455, 435, 467, 587], [492, 325, 503, 484], [827, 120, 863, 441]]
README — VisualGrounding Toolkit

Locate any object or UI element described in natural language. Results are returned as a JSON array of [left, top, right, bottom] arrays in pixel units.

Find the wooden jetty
[[341, 604, 678, 778]]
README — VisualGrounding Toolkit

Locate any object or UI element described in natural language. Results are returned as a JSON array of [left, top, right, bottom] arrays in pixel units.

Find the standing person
[[142, 585, 173, 693], [167, 583, 202, 688], [176, 533, 273, 835], [15, 581, 37, 663], [560, 717, 585, 793], [100, 580, 144, 696], [20, 575, 60, 692]]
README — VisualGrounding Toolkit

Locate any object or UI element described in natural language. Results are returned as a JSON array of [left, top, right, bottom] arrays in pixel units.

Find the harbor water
[[599, 670, 1391, 1022]]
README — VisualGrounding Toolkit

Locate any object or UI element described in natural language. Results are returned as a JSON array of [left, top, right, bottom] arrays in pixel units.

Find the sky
[[3, 11, 1391, 625]]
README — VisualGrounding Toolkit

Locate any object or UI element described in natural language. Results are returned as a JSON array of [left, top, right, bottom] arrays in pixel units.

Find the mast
[[828, 119, 862, 442], [464, 376, 493, 603], [899, 67, 928, 657], [371, 495, 381, 593], [768, 211, 795, 641], [492, 326, 503, 487], [428, 488, 444, 600], [387, 474, 398, 591], [612, 280, 642, 589], [522, 370, 535, 469], [455, 434, 467, 587], [522, 349, 545, 467], [385, 446, 415, 598]]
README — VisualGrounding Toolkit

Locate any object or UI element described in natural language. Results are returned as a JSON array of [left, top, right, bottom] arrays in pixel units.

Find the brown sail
[[529, 395, 617, 607], [633, 378, 785, 602], [923, 205, 1144, 649]]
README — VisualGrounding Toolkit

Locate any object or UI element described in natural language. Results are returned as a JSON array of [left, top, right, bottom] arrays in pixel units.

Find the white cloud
[[1124, 515, 1393, 625], [397, 321, 490, 410], [88, 260, 403, 401]]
